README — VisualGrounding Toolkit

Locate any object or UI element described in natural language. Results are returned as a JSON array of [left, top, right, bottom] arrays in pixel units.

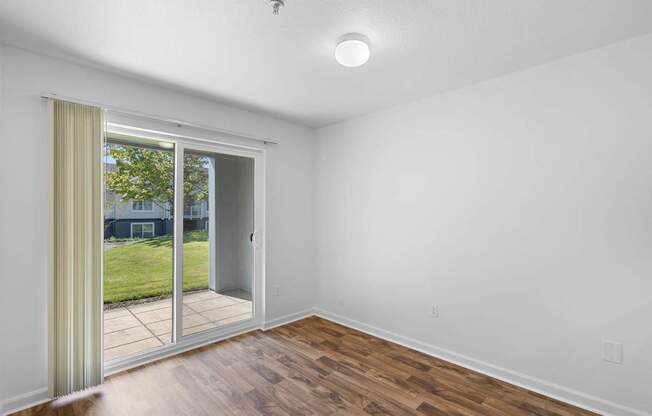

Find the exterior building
[[104, 192, 208, 239], [104, 162, 209, 239]]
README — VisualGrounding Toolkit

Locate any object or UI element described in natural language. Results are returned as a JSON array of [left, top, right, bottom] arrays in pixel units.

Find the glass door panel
[[181, 149, 254, 336], [103, 135, 175, 363]]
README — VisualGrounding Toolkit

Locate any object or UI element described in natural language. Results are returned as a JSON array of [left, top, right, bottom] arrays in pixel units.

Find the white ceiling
[[1, 1, 652, 127]]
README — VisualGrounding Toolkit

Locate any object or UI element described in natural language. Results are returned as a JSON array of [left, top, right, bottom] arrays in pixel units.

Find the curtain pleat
[[51, 100, 103, 397]]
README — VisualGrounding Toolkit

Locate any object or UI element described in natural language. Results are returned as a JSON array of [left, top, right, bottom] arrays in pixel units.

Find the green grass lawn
[[104, 230, 209, 304]]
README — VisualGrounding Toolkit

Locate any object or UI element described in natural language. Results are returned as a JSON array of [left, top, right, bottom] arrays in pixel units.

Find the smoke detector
[[269, 0, 285, 15]]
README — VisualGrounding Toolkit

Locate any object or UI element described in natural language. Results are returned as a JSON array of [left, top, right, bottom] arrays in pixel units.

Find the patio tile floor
[[103, 289, 252, 362]]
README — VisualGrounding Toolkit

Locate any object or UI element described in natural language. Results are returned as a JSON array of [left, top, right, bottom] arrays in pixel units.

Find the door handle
[[250, 231, 259, 248]]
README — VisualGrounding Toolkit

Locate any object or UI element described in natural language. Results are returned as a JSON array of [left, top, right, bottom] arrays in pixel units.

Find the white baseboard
[[1, 388, 49, 416], [313, 308, 650, 416], [263, 308, 315, 330]]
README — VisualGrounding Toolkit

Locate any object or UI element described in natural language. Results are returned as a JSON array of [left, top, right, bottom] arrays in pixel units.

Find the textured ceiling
[[1, 0, 652, 127]]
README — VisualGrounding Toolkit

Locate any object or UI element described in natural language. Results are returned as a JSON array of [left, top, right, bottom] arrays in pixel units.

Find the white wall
[[0, 44, 315, 405], [315, 34, 652, 415]]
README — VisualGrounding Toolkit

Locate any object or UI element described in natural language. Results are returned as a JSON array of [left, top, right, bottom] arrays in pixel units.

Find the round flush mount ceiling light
[[335, 33, 370, 68], [158, 141, 174, 149]]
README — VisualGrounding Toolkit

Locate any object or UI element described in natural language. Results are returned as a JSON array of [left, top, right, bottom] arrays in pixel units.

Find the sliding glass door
[[180, 149, 254, 337], [103, 127, 262, 367]]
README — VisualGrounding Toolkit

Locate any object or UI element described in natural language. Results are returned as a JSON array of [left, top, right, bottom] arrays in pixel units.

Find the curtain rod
[[40, 92, 279, 145]]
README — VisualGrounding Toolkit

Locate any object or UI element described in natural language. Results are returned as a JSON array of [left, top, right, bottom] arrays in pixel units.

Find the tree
[[105, 143, 209, 214]]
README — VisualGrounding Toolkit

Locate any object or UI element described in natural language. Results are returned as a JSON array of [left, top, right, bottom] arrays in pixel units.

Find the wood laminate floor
[[13, 316, 598, 416]]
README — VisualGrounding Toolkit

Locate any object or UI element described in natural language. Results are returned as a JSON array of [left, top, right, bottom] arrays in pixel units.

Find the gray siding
[[104, 192, 208, 239]]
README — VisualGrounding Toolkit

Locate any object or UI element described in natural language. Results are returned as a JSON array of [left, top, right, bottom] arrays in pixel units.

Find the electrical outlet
[[602, 340, 623, 364], [431, 304, 439, 318], [272, 285, 280, 297]]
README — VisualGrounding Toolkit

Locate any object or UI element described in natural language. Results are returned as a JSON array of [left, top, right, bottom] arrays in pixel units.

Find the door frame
[[172, 140, 265, 343], [103, 122, 266, 376]]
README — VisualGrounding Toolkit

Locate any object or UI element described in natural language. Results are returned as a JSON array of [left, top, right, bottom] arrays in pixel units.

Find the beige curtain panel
[[49, 100, 104, 397]]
